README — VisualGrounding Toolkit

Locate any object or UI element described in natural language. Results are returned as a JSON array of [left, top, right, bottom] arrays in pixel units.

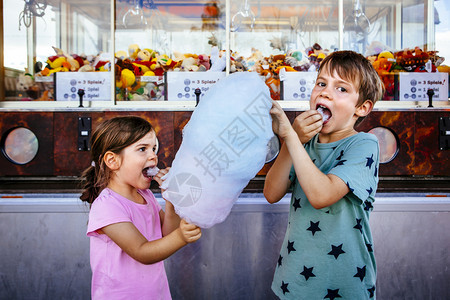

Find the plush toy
[[198, 54, 211, 71], [16, 73, 39, 100], [208, 46, 226, 72], [181, 56, 199, 72], [395, 47, 430, 72], [128, 44, 140, 60]]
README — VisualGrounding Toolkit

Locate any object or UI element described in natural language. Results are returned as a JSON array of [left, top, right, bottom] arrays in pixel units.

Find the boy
[[264, 50, 384, 299]]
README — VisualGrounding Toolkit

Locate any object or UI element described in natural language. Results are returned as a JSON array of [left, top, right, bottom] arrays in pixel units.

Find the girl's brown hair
[[80, 116, 153, 205]]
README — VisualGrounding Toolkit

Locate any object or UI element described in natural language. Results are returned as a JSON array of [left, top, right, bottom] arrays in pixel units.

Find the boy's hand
[[179, 219, 202, 244], [270, 101, 296, 140], [293, 110, 323, 144]]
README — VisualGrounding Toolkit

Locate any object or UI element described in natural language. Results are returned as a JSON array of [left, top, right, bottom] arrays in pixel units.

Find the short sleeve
[[87, 192, 132, 237], [329, 134, 379, 204]]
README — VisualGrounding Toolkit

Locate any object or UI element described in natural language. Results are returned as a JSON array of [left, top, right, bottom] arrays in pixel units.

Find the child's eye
[[138, 147, 146, 152], [337, 87, 347, 92], [152, 146, 157, 153], [317, 82, 326, 87]]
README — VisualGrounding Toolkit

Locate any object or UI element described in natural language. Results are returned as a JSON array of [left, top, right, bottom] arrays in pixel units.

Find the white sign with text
[[399, 72, 448, 101], [281, 71, 318, 100], [166, 72, 226, 101], [55, 72, 111, 101]]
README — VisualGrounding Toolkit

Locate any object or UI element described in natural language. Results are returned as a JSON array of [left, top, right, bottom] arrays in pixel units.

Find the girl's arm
[[153, 167, 181, 236], [159, 201, 181, 236], [101, 219, 201, 265], [270, 101, 349, 209]]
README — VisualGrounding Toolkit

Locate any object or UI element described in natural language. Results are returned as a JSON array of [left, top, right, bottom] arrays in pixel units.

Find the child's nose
[[319, 87, 332, 99], [148, 151, 157, 161]]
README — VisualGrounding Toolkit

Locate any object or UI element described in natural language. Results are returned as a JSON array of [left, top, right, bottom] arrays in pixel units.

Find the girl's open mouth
[[143, 167, 159, 178]]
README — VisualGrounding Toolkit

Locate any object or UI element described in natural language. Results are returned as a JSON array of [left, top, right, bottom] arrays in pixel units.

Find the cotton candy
[[161, 72, 274, 228]]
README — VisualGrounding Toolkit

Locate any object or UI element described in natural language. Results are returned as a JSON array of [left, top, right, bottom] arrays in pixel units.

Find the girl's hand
[[270, 101, 295, 140], [153, 167, 170, 190], [293, 110, 323, 144], [178, 219, 202, 244]]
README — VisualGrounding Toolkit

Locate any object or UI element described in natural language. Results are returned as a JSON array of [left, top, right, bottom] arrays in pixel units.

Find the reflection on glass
[[368, 127, 399, 164], [265, 135, 280, 163], [2, 127, 39, 165], [231, 0, 256, 32]]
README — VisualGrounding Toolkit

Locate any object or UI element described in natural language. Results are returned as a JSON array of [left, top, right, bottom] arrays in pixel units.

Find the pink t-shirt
[[87, 188, 171, 300]]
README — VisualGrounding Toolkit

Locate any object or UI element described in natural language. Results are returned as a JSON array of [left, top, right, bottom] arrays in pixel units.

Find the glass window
[[2, 0, 112, 102], [1, 0, 449, 105]]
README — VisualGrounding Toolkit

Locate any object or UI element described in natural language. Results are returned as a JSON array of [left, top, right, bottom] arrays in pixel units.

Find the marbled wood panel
[[0, 112, 53, 176], [173, 111, 193, 153], [357, 111, 415, 176], [53, 112, 104, 176], [414, 111, 450, 176], [103, 111, 175, 170]]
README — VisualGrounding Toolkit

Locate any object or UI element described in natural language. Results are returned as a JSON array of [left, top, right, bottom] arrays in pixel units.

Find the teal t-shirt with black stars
[[272, 132, 379, 300]]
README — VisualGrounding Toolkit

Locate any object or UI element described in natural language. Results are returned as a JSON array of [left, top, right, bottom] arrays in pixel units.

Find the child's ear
[[355, 100, 374, 117], [103, 151, 120, 170]]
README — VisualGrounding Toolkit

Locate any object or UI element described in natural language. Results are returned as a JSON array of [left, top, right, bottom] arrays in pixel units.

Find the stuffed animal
[[16, 73, 39, 100], [208, 46, 226, 72]]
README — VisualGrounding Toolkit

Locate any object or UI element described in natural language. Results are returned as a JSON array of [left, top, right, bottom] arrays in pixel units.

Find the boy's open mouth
[[317, 105, 331, 123], [143, 167, 159, 178]]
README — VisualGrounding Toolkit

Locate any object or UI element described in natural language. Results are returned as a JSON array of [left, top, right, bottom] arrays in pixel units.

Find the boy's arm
[[282, 130, 349, 209], [270, 101, 349, 209], [263, 142, 292, 204]]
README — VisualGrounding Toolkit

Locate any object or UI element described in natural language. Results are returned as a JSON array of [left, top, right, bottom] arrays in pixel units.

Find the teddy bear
[[16, 73, 40, 100]]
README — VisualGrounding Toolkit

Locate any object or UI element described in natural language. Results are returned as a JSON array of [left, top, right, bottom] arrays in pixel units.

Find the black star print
[[374, 166, 378, 177], [354, 266, 366, 281], [278, 255, 283, 267], [364, 200, 373, 211], [281, 281, 289, 295], [366, 186, 373, 195], [328, 244, 345, 259], [347, 182, 354, 193], [336, 150, 344, 160], [300, 266, 316, 281], [324, 288, 342, 299], [366, 154, 374, 169], [293, 197, 301, 211], [307, 221, 321, 236], [367, 285, 376, 298], [335, 159, 346, 167], [366, 243, 373, 252], [287, 240, 296, 254], [353, 218, 362, 233]]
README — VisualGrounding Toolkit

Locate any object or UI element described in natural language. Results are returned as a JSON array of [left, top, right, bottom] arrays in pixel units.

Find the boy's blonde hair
[[318, 50, 384, 110]]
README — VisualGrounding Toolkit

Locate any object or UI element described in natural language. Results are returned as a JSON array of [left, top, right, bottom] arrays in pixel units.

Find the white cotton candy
[[146, 167, 160, 177], [161, 72, 274, 228]]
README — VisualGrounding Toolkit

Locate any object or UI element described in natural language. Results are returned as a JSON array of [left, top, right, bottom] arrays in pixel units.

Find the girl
[[80, 116, 201, 299]]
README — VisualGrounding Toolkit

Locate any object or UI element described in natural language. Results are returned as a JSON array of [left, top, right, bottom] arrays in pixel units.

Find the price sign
[[55, 72, 111, 101], [166, 72, 226, 100], [399, 72, 448, 101], [281, 71, 318, 100]]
